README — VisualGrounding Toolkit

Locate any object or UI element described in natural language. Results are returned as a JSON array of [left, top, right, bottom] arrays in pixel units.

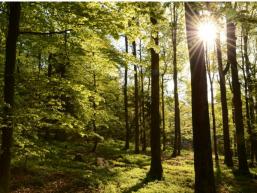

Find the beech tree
[[133, 41, 140, 154], [171, 3, 181, 157], [205, 44, 218, 163], [124, 36, 130, 150], [216, 32, 233, 167], [185, 2, 216, 193], [148, 11, 163, 181], [226, 7, 249, 174], [0, 2, 21, 193]]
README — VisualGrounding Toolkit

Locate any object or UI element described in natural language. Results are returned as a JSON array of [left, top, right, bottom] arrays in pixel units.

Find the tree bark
[[161, 74, 166, 151], [205, 44, 219, 164], [226, 17, 249, 174], [185, 3, 216, 193], [171, 3, 181, 157], [0, 3, 21, 193], [148, 15, 163, 180], [216, 32, 233, 167], [242, 30, 255, 165], [124, 36, 130, 150], [133, 41, 140, 154], [139, 40, 146, 152]]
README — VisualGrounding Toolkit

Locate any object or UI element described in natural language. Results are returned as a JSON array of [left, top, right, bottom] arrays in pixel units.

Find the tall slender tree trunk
[[124, 36, 130, 150], [38, 52, 41, 77], [161, 74, 166, 151], [216, 32, 233, 167], [139, 40, 146, 152], [226, 16, 249, 174], [228, 78, 238, 157], [148, 15, 163, 180], [242, 30, 256, 165], [92, 72, 98, 153], [133, 41, 140, 154], [205, 44, 219, 163], [48, 54, 53, 77], [0, 3, 21, 193], [185, 3, 216, 193], [171, 3, 181, 157], [210, 81, 219, 163]]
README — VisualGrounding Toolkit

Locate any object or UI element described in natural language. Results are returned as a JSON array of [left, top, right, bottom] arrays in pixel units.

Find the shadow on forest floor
[[215, 160, 257, 193], [10, 140, 257, 193]]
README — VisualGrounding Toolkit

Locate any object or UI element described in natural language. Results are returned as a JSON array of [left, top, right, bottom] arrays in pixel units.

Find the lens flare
[[198, 20, 217, 45]]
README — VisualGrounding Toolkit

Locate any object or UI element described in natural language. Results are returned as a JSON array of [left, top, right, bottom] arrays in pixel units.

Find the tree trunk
[[0, 3, 21, 193], [48, 53, 53, 78], [124, 36, 130, 150], [133, 41, 140, 154], [205, 43, 219, 164], [210, 81, 219, 163], [161, 75, 166, 151], [92, 72, 98, 153], [148, 15, 163, 180], [139, 40, 146, 152], [226, 17, 249, 174], [171, 3, 181, 157], [185, 3, 216, 193], [242, 30, 255, 165], [38, 52, 41, 77], [216, 32, 233, 167]]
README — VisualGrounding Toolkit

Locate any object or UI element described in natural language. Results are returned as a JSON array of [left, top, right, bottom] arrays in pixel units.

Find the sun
[[198, 20, 217, 45]]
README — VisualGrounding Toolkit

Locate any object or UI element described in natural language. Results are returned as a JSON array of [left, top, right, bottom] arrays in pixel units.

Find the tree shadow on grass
[[215, 163, 257, 193], [122, 177, 149, 193], [122, 174, 164, 193]]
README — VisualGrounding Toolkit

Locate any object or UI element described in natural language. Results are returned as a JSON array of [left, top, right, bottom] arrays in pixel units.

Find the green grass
[[11, 140, 257, 193]]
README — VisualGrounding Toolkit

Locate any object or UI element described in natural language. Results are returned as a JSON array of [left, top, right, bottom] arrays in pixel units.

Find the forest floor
[[11, 140, 257, 193]]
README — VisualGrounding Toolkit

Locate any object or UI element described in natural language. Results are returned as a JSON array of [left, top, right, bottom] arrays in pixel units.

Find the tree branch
[[19, 29, 72, 35], [223, 62, 230, 75]]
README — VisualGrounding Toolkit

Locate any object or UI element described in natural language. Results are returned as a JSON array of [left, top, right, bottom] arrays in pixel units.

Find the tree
[[161, 56, 167, 151], [139, 39, 146, 152], [148, 12, 163, 181], [205, 43, 218, 163], [171, 3, 181, 157], [241, 25, 256, 165], [124, 36, 130, 150], [185, 3, 216, 193], [0, 2, 21, 193], [226, 8, 249, 174], [216, 32, 233, 167], [132, 41, 140, 154]]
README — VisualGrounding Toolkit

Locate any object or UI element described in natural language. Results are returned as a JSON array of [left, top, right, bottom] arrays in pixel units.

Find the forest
[[0, 1, 257, 193]]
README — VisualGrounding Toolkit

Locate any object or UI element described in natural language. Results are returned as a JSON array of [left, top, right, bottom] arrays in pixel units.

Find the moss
[[11, 140, 257, 193]]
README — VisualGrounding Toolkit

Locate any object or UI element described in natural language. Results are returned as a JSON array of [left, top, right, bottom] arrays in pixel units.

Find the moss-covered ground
[[11, 140, 257, 193]]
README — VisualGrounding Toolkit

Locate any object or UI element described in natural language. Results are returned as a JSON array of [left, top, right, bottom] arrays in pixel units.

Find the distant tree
[[185, 3, 216, 193], [139, 39, 146, 152], [160, 49, 167, 151], [132, 41, 140, 154], [91, 70, 98, 153], [205, 44, 219, 163], [124, 36, 130, 150], [171, 3, 181, 157], [216, 32, 233, 167], [241, 26, 256, 165], [226, 6, 249, 174]]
